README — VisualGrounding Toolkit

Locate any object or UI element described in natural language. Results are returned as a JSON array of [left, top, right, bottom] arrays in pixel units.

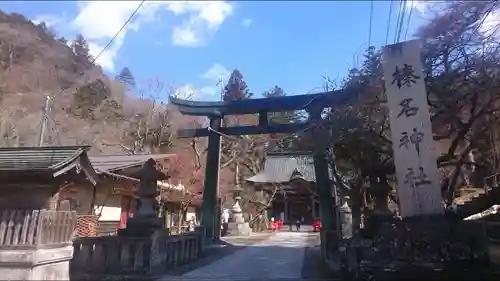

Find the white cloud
[[172, 84, 197, 99], [480, 9, 500, 39], [172, 83, 221, 100], [241, 18, 252, 28], [407, 1, 431, 14], [180, 63, 228, 99], [71, 1, 151, 71], [406, 1, 500, 39], [69, 1, 234, 71], [406, 1, 449, 16], [172, 63, 229, 100], [199, 86, 219, 97], [201, 63, 230, 82], [169, 1, 233, 47], [87, 41, 120, 73], [172, 25, 200, 46], [31, 14, 65, 27]]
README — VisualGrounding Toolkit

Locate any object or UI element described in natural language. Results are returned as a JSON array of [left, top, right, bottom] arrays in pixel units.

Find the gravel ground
[[161, 232, 275, 276], [300, 232, 340, 279]]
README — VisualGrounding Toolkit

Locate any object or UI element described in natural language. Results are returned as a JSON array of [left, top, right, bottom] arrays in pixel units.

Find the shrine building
[[246, 152, 331, 225]]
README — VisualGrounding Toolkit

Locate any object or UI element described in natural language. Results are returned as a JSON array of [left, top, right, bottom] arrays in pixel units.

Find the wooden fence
[[0, 209, 76, 248], [71, 228, 204, 276]]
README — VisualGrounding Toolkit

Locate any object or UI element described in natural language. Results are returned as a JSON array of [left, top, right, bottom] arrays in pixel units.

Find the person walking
[[295, 219, 301, 232]]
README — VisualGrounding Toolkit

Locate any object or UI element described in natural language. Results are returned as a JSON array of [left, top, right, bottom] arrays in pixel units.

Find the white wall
[[95, 206, 122, 221], [93, 192, 123, 222], [185, 206, 196, 222]]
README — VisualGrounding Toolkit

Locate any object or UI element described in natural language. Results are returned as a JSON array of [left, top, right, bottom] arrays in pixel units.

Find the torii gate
[[169, 89, 358, 242]]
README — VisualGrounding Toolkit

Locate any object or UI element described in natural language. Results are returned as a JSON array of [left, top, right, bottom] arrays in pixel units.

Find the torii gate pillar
[[200, 116, 222, 243]]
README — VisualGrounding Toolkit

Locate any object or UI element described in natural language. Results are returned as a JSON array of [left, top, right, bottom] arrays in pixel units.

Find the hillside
[[0, 9, 237, 197], [0, 10, 198, 155]]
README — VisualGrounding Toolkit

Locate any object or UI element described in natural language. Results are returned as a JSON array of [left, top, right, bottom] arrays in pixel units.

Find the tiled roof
[[246, 153, 323, 183], [0, 146, 91, 170], [89, 154, 174, 173]]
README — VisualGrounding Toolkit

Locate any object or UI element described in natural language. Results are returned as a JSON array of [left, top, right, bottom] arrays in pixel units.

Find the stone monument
[[119, 158, 168, 237], [227, 162, 252, 236]]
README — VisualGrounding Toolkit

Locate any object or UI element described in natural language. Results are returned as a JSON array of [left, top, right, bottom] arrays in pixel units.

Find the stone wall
[[352, 217, 490, 279], [0, 246, 73, 280], [71, 228, 204, 279], [0, 210, 77, 281]]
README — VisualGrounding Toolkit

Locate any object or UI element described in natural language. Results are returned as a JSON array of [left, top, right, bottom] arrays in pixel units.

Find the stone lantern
[[365, 171, 395, 236], [119, 158, 168, 237], [226, 162, 252, 236], [231, 180, 244, 220]]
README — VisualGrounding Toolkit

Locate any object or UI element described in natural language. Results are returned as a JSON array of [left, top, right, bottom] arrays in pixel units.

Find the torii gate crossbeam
[[169, 88, 358, 243]]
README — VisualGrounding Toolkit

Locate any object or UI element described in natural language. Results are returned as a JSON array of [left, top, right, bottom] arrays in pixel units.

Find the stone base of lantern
[[119, 216, 163, 237], [227, 221, 252, 236], [227, 213, 252, 236], [118, 197, 162, 238]]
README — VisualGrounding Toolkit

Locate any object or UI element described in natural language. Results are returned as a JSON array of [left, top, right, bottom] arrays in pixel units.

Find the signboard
[[381, 40, 443, 217]]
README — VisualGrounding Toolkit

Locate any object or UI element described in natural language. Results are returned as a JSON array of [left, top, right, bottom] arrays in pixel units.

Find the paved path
[[175, 231, 309, 280]]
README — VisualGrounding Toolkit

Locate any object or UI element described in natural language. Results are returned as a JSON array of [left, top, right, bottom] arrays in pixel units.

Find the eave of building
[[0, 145, 99, 185], [89, 153, 174, 174], [246, 153, 333, 184]]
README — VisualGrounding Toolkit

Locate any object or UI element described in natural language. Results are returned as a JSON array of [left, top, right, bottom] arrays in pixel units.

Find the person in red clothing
[[312, 218, 321, 232]]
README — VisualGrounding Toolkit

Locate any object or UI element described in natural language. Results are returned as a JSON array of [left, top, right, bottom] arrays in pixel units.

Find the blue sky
[[0, 1, 434, 101]]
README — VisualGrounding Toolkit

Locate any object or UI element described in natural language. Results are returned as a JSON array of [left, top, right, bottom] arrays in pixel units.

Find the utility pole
[[323, 70, 330, 91], [216, 77, 224, 101], [37, 96, 51, 147]]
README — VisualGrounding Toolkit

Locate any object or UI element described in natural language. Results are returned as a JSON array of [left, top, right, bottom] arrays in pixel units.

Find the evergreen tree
[[35, 21, 56, 41], [262, 86, 297, 124], [72, 80, 111, 119], [58, 37, 68, 45], [71, 34, 93, 71], [223, 69, 252, 101], [116, 67, 136, 89]]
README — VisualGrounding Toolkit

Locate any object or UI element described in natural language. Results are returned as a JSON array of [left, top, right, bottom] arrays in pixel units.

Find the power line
[[46, 1, 145, 144], [385, 0, 394, 45], [393, 0, 402, 43], [404, 0, 414, 40], [89, 1, 145, 72], [398, 0, 408, 42], [394, 0, 407, 43], [51, 0, 146, 100], [368, 0, 374, 48], [468, 4, 496, 42]]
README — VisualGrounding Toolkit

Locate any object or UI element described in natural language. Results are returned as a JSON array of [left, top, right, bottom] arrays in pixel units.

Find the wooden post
[[37, 96, 51, 147], [200, 116, 222, 243], [284, 196, 288, 223], [309, 106, 336, 231], [44, 190, 60, 210], [214, 197, 222, 241], [311, 194, 316, 221]]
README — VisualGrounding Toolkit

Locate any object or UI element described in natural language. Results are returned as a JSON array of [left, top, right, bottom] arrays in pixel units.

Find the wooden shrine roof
[[0, 145, 98, 185], [89, 153, 174, 173], [246, 152, 332, 184], [0, 145, 89, 170]]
